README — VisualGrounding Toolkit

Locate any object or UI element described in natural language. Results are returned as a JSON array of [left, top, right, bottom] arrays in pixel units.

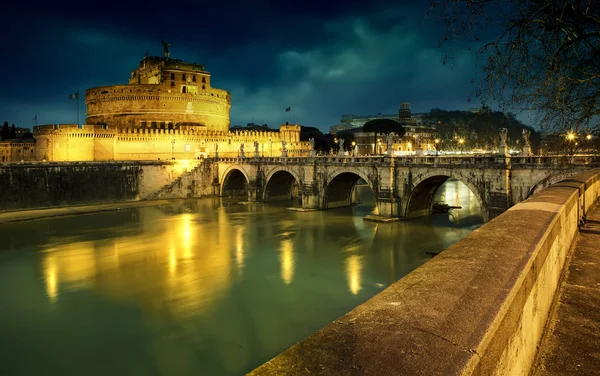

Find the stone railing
[[249, 168, 600, 375], [215, 154, 600, 168]]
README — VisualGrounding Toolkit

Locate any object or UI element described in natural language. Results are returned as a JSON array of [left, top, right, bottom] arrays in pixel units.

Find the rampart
[[249, 168, 600, 375], [31, 124, 309, 161]]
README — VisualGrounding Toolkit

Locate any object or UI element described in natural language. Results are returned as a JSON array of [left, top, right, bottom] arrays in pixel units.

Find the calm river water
[[0, 179, 482, 376]]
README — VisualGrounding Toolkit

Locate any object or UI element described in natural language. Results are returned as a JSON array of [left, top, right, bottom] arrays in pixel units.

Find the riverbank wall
[[250, 169, 600, 375], [0, 160, 218, 211]]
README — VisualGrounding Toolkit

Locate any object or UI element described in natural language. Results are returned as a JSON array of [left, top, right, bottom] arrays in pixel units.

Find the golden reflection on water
[[345, 254, 362, 295], [235, 226, 245, 274], [44, 255, 58, 303], [41, 207, 234, 317], [280, 239, 294, 285]]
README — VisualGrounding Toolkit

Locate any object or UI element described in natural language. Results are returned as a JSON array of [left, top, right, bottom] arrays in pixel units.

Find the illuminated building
[[25, 43, 309, 162]]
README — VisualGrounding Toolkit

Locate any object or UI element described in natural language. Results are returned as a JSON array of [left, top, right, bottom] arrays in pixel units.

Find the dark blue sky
[[1, 0, 512, 131]]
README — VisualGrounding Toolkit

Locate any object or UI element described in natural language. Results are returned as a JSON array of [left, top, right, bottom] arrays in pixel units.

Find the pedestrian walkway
[[532, 204, 600, 375]]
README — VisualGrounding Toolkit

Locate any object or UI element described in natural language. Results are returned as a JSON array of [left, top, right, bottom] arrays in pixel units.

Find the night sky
[[2, 0, 500, 131]]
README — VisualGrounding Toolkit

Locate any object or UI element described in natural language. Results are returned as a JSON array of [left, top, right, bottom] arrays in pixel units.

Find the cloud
[[0, 2, 486, 131], [226, 9, 478, 130]]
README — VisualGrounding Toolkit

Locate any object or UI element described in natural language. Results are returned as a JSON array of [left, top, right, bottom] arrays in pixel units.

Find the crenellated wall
[[32, 124, 310, 161]]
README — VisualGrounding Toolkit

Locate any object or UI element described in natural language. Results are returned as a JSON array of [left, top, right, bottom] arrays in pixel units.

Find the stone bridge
[[216, 155, 598, 221]]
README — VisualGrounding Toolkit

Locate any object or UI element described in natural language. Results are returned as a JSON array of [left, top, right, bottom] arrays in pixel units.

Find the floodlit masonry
[[26, 44, 309, 162], [32, 124, 305, 161]]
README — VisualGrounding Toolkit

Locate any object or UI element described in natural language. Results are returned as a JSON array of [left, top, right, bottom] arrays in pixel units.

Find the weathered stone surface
[[248, 169, 600, 376], [0, 161, 214, 210], [532, 206, 600, 376], [217, 156, 596, 222]]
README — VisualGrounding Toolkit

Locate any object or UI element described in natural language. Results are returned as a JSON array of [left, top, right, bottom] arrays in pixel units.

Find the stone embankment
[[0, 160, 217, 211], [249, 169, 600, 375]]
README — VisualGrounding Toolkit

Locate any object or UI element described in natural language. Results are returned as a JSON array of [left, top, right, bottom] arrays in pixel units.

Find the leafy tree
[[363, 119, 406, 152], [1, 122, 8, 141], [10, 125, 16, 139], [300, 126, 335, 154], [429, 0, 600, 134], [423, 109, 542, 152]]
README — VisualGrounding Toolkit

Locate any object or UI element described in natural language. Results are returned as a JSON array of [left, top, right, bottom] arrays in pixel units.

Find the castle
[[25, 44, 308, 162]]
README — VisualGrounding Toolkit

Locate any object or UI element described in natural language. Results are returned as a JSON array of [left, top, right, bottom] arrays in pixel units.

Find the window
[[202, 85, 205, 90], [192, 75, 196, 82], [170, 73, 175, 79], [182, 86, 187, 93], [171, 81, 174, 87], [202, 77, 206, 83], [182, 74, 186, 80], [185, 144, 191, 152]]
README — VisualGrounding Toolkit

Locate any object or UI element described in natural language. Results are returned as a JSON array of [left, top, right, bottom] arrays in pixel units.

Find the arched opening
[[264, 171, 301, 204], [324, 173, 377, 214], [406, 176, 483, 224], [221, 169, 248, 198]]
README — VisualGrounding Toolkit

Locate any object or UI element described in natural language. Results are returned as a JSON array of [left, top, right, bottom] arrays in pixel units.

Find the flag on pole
[[69, 92, 79, 100], [285, 106, 291, 112]]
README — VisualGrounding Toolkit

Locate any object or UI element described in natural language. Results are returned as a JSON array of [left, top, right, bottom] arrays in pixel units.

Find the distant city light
[[567, 132, 576, 141], [586, 134, 592, 140]]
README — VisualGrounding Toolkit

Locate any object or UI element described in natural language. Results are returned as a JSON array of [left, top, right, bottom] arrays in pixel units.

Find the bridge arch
[[221, 165, 250, 197], [405, 172, 486, 220], [526, 170, 581, 199], [263, 168, 302, 202], [322, 169, 376, 210]]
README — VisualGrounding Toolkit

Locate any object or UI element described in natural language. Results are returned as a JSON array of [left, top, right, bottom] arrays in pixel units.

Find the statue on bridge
[[239, 143, 245, 158], [309, 137, 316, 157], [214, 143, 219, 159], [281, 140, 288, 158], [253, 141, 260, 158], [337, 138, 345, 156], [386, 133, 395, 156], [522, 129, 532, 156], [499, 128, 509, 156]]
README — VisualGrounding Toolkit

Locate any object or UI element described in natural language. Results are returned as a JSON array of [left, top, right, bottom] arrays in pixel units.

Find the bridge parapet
[[249, 168, 600, 376]]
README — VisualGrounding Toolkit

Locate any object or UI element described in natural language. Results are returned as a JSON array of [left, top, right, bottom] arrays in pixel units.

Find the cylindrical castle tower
[[86, 55, 231, 132]]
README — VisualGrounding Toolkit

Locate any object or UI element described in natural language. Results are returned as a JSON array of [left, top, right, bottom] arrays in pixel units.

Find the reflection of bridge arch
[[406, 172, 486, 220], [323, 170, 376, 209], [263, 168, 302, 202], [221, 166, 250, 197]]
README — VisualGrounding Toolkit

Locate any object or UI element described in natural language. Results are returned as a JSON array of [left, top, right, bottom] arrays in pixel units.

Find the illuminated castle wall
[[29, 47, 308, 162], [33, 124, 307, 161]]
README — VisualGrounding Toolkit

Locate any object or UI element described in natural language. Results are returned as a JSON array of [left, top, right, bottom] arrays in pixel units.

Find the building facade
[[0, 139, 36, 162], [337, 102, 438, 155]]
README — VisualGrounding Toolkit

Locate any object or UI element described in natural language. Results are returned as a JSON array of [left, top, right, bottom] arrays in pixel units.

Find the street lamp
[[458, 138, 465, 154], [567, 132, 576, 141], [435, 138, 440, 156], [586, 134, 592, 140], [352, 141, 356, 156]]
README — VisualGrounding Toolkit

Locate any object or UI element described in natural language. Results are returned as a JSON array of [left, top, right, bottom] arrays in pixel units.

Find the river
[[0, 179, 482, 375]]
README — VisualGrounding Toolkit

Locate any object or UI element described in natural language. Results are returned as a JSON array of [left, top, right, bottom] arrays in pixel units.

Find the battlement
[[86, 85, 230, 102]]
